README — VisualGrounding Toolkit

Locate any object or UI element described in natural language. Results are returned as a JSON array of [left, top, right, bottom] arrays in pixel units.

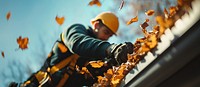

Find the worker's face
[[97, 25, 114, 41]]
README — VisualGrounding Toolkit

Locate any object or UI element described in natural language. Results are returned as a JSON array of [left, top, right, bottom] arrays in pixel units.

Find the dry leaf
[[127, 16, 138, 25], [97, 76, 103, 83], [145, 10, 155, 16], [140, 21, 149, 29], [145, 19, 150, 22], [6, 12, 11, 20], [164, 8, 169, 18], [119, 0, 124, 10], [153, 25, 160, 36], [93, 0, 194, 86], [17, 36, 29, 50], [146, 34, 157, 48], [139, 43, 150, 54], [169, 6, 178, 17], [156, 16, 165, 27], [89, 61, 104, 68], [142, 29, 149, 37], [88, 0, 101, 7], [55, 16, 65, 26], [1, 51, 4, 58], [111, 75, 123, 86]]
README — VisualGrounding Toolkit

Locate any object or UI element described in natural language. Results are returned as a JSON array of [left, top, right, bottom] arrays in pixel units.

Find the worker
[[9, 11, 134, 87]]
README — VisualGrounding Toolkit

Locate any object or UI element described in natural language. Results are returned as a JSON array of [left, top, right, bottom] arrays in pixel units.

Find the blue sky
[[0, 0, 119, 86]]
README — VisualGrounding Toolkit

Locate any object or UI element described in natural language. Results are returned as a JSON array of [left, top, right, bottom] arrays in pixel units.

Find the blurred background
[[0, 0, 175, 86]]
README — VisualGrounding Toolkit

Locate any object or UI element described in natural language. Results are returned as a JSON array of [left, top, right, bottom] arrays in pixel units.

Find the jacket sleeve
[[62, 24, 111, 58]]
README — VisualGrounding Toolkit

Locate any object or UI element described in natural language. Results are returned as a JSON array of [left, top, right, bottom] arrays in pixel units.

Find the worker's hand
[[107, 42, 134, 65]]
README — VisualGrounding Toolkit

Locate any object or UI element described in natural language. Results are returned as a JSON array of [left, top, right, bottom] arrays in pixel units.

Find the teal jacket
[[50, 24, 111, 67], [19, 24, 112, 87]]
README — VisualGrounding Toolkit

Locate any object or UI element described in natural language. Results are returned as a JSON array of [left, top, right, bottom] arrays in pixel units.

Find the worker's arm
[[62, 24, 111, 59]]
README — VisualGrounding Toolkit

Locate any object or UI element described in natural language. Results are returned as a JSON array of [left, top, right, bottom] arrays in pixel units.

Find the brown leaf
[[88, 0, 101, 7], [119, 0, 124, 10], [17, 36, 29, 50], [164, 8, 169, 18], [6, 11, 11, 20], [140, 21, 149, 29], [145, 19, 150, 22], [145, 10, 155, 16], [142, 28, 149, 37], [1, 51, 5, 58], [127, 16, 138, 25], [55, 16, 65, 26], [152, 25, 160, 36]]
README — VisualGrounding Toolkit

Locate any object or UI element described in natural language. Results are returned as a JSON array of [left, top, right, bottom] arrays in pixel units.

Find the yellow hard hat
[[91, 12, 119, 34]]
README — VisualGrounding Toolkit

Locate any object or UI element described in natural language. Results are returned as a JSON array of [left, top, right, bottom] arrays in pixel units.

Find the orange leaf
[[17, 36, 29, 50], [106, 69, 114, 75], [119, 0, 124, 10], [156, 16, 165, 27], [146, 34, 158, 49], [88, 0, 101, 7], [145, 10, 155, 16], [97, 76, 104, 83], [139, 43, 150, 54], [169, 6, 178, 17], [55, 16, 65, 26], [1, 51, 5, 58], [6, 12, 11, 20], [127, 16, 138, 25], [89, 61, 104, 68]]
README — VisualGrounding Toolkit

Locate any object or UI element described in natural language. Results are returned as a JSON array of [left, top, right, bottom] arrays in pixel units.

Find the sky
[[0, 0, 121, 86]]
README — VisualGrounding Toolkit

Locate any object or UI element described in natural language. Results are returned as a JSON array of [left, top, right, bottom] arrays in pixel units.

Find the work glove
[[106, 42, 134, 65]]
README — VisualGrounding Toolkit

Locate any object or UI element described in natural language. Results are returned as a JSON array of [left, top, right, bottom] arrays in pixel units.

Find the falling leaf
[[88, 0, 101, 7], [145, 10, 155, 16], [145, 19, 150, 22], [17, 36, 29, 50], [140, 21, 149, 29], [6, 11, 11, 20], [119, 0, 124, 10], [127, 16, 138, 25], [1, 51, 5, 58], [55, 16, 65, 26]]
